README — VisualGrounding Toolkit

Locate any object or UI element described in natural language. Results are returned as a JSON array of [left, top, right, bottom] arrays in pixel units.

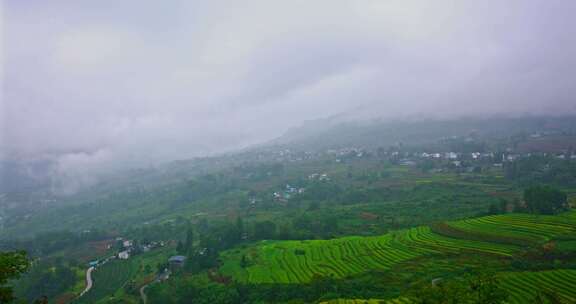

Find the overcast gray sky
[[2, 0, 576, 173]]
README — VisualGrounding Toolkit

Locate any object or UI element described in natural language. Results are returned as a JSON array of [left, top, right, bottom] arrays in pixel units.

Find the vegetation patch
[[75, 259, 137, 304], [499, 269, 576, 304], [220, 224, 518, 284]]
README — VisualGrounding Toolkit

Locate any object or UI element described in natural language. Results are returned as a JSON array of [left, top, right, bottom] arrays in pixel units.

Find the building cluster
[[393, 150, 576, 173], [307, 173, 330, 181], [243, 148, 322, 163], [273, 184, 306, 202], [115, 237, 164, 260]]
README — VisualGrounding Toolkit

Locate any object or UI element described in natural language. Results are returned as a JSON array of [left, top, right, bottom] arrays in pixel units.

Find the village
[[80, 237, 188, 303]]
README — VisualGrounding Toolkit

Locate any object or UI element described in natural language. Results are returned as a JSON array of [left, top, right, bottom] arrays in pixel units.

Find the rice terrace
[[221, 211, 576, 303]]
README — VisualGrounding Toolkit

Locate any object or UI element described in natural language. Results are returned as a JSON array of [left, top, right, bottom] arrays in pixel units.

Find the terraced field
[[221, 211, 576, 287], [220, 226, 517, 284], [221, 234, 428, 284], [395, 226, 517, 256], [320, 298, 410, 304], [499, 269, 576, 303], [447, 213, 576, 243]]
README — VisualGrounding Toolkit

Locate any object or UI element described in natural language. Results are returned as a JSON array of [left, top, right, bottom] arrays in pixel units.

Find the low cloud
[[2, 0, 576, 178]]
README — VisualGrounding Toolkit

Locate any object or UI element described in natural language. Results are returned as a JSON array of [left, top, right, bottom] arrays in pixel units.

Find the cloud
[[2, 0, 576, 179]]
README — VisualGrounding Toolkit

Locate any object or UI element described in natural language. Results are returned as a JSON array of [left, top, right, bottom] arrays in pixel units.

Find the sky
[[2, 0, 576, 177]]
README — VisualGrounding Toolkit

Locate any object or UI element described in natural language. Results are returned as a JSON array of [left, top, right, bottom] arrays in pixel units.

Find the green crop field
[[320, 298, 411, 304], [220, 225, 517, 284], [221, 233, 427, 284], [75, 259, 138, 304], [499, 270, 576, 303], [447, 212, 576, 243], [394, 226, 517, 256], [220, 211, 576, 288]]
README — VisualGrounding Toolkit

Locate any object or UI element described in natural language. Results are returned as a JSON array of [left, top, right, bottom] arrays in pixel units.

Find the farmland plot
[[499, 269, 576, 303], [75, 259, 137, 304], [221, 226, 516, 284]]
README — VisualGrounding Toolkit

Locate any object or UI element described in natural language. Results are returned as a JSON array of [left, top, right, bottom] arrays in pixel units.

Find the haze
[[2, 0, 576, 175]]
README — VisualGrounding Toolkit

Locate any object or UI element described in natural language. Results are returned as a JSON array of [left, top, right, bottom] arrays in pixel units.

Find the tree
[[524, 185, 568, 215], [410, 272, 508, 304], [322, 216, 339, 236], [144, 264, 152, 274], [498, 199, 508, 213], [512, 199, 525, 213], [531, 290, 565, 304], [0, 251, 29, 303], [310, 274, 338, 296], [236, 217, 244, 241], [254, 221, 276, 240], [240, 255, 248, 268], [185, 227, 195, 255], [418, 159, 435, 173], [308, 201, 320, 211], [18, 259, 75, 302], [176, 240, 185, 255], [469, 272, 509, 304], [156, 262, 168, 274], [220, 224, 241, 248], [488, 203, 500, 215], [277, 223, 296, 240], [32, 296, 48, 304]]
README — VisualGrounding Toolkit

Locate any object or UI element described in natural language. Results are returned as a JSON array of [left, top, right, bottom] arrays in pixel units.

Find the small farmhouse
[[168, 255, 187, 269], [118, 250, 130, 260]]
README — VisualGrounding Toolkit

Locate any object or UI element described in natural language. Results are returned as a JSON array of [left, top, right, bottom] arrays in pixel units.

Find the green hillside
[[320, 298, 411, 304], [219, 211, 576, 301], [6, 116, 576, 303], [499, 269, 576, 303]]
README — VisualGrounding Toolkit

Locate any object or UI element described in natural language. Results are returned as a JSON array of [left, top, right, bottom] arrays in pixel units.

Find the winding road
[[139, 285, 149, 304], [139, 270, 171, 304], [79, 266, 95, 297]]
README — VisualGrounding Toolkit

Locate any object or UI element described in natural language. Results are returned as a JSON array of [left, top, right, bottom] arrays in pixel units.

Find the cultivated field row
[[220, 211, 576, 301]]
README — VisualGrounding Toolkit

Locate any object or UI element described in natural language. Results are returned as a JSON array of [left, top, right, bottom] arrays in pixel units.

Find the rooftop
[[169, 255, 187, 263]]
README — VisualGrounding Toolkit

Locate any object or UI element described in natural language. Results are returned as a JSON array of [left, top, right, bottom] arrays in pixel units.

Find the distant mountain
[[4, 114, 574, 215], [271, 115, 576, 151]]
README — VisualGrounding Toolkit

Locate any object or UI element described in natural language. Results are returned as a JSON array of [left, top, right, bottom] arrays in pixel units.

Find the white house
[[118, 250, 130, 260], [446, 152, 458, 159]]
